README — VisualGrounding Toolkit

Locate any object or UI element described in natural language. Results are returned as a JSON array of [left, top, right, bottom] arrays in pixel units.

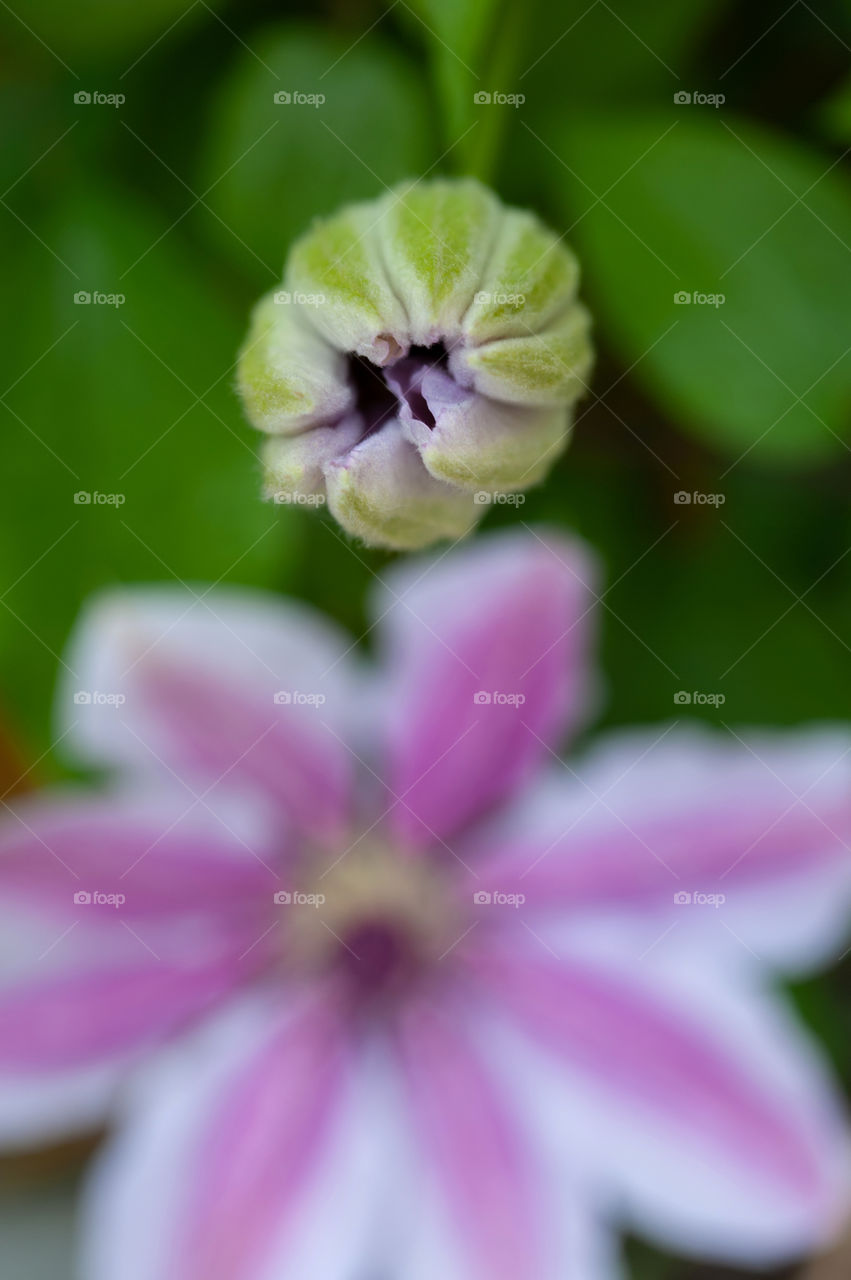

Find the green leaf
[[549, 111, 851, 461], [516, 444, 851, 729], [399, 0, 532, 181], [0, 183, 293, 753], [0, 0, 220, 67], [819, 72, 851, 144], [200, 24, 432, 286], [405, 0, 502, 66], [523, 0, 723, 109]]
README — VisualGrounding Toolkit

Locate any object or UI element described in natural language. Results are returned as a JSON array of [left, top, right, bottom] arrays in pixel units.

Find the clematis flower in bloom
[[1, 532, 851, 1279], [237, 178, 593, 549]]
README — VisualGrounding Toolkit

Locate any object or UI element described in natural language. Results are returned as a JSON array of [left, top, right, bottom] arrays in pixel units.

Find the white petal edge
[[58, 584, 358, 787], [477, 952, 851, 1266]]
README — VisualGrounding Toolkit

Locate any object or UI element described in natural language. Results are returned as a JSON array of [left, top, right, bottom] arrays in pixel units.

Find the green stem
[[466, 0, 534, 183]]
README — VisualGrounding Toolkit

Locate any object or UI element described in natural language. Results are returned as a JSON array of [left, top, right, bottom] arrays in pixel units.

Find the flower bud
[[237, 179, 593, 549]]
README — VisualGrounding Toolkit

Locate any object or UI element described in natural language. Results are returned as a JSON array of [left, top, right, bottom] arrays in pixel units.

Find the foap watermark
[[273, 890, 326, 906], [74, 290, 125, 307], [273, 290, 326, 307], [473, 91, 525, 108], [673, 90, 724, 108], [273, 90, 325, 107], [74, 490, 125, 505], [73, 889, 126, 908], [473, 690, 526, 707], [673, 890, 726, 908], [73, 90, 125, 108], [470, 90, 524, 107], [674, 690, 725, 708], [271, 490, 326, 506], [273, 690, 326, 707], [74, 690, 126, 706], [673, 290, 725, 307], [473, 890, 526, 908], [473, 491, 525, 506], [473, 290, 526, 307], [674, 490, 724, 507]]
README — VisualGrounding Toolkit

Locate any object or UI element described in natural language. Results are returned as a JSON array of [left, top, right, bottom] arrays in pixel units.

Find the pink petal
[[176, 996, 348, 1280], [376, 529, 598, 848], [0, 793, 278, 921], [60, 586, 357, 843], [133, 656, 349, 842], [482, 796, 850, 913], [81, 997, 408, 1280], [0, 961, 246, 1072], [460, 728, 851, 968], [468, 939, 838, 1207], [393, 999, 544, 1280]]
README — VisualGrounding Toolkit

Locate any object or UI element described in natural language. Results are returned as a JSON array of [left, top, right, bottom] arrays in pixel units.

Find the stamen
[[286, 839, 459, 998]]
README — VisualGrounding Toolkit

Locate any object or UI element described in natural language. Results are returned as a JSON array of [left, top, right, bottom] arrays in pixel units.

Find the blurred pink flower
[[1, 530, 850, 1280]]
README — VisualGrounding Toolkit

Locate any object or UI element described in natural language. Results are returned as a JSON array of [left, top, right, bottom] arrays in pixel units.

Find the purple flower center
[[347, 342, 458, 436], [336, 918, 416, 997], [288, 840, 460, 1002]]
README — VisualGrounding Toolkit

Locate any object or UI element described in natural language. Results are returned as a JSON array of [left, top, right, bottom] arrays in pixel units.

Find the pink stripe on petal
[[177, 998, 348, 1280], [394, 1001, 543, 1280], [0, 963, 246, 1071], [0, 803, 276, 921], [474, 796, 851, 916], [470, 944, 828, 1201], [137, 659, 350, 842], [379, 532, 597, 848]]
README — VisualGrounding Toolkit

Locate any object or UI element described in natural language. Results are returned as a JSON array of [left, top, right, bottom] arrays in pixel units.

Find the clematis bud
[[237, 179, 593, 550]]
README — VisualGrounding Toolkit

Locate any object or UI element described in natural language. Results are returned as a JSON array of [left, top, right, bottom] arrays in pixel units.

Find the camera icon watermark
[[473, 290, 526, 307], [74, 490, 126, 506], [273, 690, 326, 707], [673, 90, 724, 108], [73, 690, 126, 706], [473, 690, 526, 707], [73, 290, 125, 307], [473, 90, 525, 107], [73, 90, 125, 108], [473, 491, 525, 506], [473, 889, 526, 907], [673, 290, 725, 307], [273, 290, 326, 307], [674, 690, 725, 708], [273, 889, 325, 906], [271, 490, 326, 506], [73, 889, 126, 907], [673, 490, 725, 507], [674, 889, 726, 907], [272, 90, 325, 107]]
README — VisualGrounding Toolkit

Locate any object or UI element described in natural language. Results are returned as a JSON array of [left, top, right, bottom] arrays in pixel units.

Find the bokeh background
[[1, 0, 850, 1275]]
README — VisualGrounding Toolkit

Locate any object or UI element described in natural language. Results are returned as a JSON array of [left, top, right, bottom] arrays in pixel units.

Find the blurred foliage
[[0, 3, 850, 1274], [553, 113, 851, 461], [821, 72, 851, 142], [201, 25, 432, 284], [0, 0, 221, 66], [0, 179, 289, 753]]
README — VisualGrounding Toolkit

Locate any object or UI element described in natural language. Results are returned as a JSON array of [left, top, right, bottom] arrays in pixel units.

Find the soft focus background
[[1, 0, 850, 1275]]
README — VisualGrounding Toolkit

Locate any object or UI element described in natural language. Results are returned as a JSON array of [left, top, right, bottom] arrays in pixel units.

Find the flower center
[[347, 342, 451, 437], [287, 839, 458, 1002], [337, 919, 412, 993]]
